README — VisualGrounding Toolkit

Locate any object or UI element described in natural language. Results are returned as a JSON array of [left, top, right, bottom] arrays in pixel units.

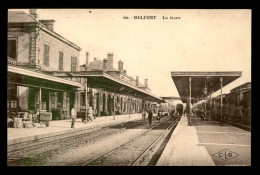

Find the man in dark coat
[[148, 109, 153, 125]]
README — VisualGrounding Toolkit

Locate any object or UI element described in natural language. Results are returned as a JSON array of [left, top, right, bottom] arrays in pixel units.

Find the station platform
[[8, 113, 142, 146], [156, 115, 251, 166]]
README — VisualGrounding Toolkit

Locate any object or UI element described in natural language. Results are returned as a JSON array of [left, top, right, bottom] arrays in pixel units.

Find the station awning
[[8, 65, 81, 91], [70, 71, 163, 103], [171, 71, 242, 103]]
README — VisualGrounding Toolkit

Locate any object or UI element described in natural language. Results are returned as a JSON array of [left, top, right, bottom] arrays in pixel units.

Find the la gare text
[[123, 16, 181, 20]]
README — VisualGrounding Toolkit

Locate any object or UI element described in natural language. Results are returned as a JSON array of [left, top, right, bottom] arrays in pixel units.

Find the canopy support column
[[84, 78, 88, 124], [209, 93, 212, 121], [113, 94, 116, 120], [189, 77, 191, 126], [39, 87, 42, 121], [128, 96, 131, 118], [220, 77, 223, 124], [205, 98, 207, 119]]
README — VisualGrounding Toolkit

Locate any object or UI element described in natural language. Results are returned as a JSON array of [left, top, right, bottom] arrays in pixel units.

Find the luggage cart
[[40, 112, 52, 127]]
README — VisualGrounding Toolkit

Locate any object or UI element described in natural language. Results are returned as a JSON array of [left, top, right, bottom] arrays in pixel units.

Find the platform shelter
[[171, 71, 242, 125]]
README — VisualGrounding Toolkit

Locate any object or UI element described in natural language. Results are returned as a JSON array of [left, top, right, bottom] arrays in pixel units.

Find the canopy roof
[[8, 65, 81, 91], [171, 71, 242, 103], [55, 71, 163, 103]]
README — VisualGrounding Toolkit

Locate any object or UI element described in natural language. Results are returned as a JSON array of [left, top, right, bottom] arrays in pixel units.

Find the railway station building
[[50, 51, 163, 118], [8, 10, 82, 120], [7, 9, 162, 122]]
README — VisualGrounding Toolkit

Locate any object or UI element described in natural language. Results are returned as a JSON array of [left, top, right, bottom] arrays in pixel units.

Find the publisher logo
[[213, 149, 239, 161]]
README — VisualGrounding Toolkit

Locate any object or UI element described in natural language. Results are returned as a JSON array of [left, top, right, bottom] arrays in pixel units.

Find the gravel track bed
[[7, 120, 144, 166], [85, 117, 178, 166]]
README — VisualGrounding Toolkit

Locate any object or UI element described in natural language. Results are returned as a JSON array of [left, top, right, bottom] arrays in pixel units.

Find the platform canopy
[[63, 71, 163, 103], [8, 65, 81, 91], [171, 71, 242, 103]]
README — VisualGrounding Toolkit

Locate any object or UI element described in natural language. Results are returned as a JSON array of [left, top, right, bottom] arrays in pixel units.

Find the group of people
[[71, 106, 167, 128], [191, 109, 206, 121], [141, 109, 164, 125], [142, 109, 153, 125]]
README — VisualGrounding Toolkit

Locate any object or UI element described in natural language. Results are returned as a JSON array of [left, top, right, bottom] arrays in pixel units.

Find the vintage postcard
[[7, 9, 251, 166]]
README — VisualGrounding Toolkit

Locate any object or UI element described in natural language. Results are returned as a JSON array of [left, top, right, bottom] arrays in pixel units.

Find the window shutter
[[71, 57, 73, 71], [43, 44, 50, 66], [71, 56, 77, 72], [59, 51, 63, 71]]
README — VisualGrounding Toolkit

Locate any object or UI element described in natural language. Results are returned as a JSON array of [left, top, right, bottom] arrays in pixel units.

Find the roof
[[82, 59, 117, 71], [230, 82, 251, 92], [171, 71, 242, 103], [161, 97, 182, 100], [8, 11, 37, 23], [8, 11, 81, 51]]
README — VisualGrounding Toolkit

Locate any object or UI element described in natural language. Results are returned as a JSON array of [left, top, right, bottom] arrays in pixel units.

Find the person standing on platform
[[35, 104, 40, 123], [142, 109, 146, 124], [239, 105, 244, 124], [148, 109, 153, 125], [88, 107, 93, 122], [71, 105, 77, 128], [93, 107, 97, 119], [157, 109, 161, 122], [200, 109, 205, 121]]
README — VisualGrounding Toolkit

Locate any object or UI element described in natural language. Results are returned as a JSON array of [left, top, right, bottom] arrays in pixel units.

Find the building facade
[[8, 10, 81, 120]]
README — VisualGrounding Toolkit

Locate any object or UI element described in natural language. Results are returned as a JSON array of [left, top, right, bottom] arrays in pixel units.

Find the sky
[[9, 9, 251, 98]]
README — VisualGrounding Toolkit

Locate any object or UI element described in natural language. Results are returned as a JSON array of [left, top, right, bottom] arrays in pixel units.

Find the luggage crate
[[40, 112, 52, 127]]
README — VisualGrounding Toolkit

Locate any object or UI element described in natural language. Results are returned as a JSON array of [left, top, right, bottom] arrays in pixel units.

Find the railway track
[[7, 119, 145, 166], [80, 116, 180, 166]]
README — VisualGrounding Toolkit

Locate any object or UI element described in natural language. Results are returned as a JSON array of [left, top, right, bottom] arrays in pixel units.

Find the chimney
[[144, 79, 148, 88], [118, 60, 124, 72], [107, 52, 113, 69], [29, 9, 38, 19], [136, 76, 139, 87], [103, 59, 108, 72], [39, 20, 55, 31], [85, 52, 89, 71]]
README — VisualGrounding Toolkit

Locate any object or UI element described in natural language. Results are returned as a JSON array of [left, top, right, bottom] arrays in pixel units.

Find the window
[[71, 56, 77, 72], [51, 94, 56, 108], [8, 39, 17, 59], [59, 51, 64, 71], [57, 92, 63, 106], [80, 92, 85, 106], [7, 85, 17, 109], [43, 44, 50, 66]]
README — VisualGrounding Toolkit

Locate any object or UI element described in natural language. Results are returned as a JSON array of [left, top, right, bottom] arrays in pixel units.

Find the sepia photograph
[[7, 9, 251, 166]]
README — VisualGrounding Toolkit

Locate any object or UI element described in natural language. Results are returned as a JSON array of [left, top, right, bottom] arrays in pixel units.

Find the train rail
[[80, 116, 180, 166], [7, 119, 145, 166]]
